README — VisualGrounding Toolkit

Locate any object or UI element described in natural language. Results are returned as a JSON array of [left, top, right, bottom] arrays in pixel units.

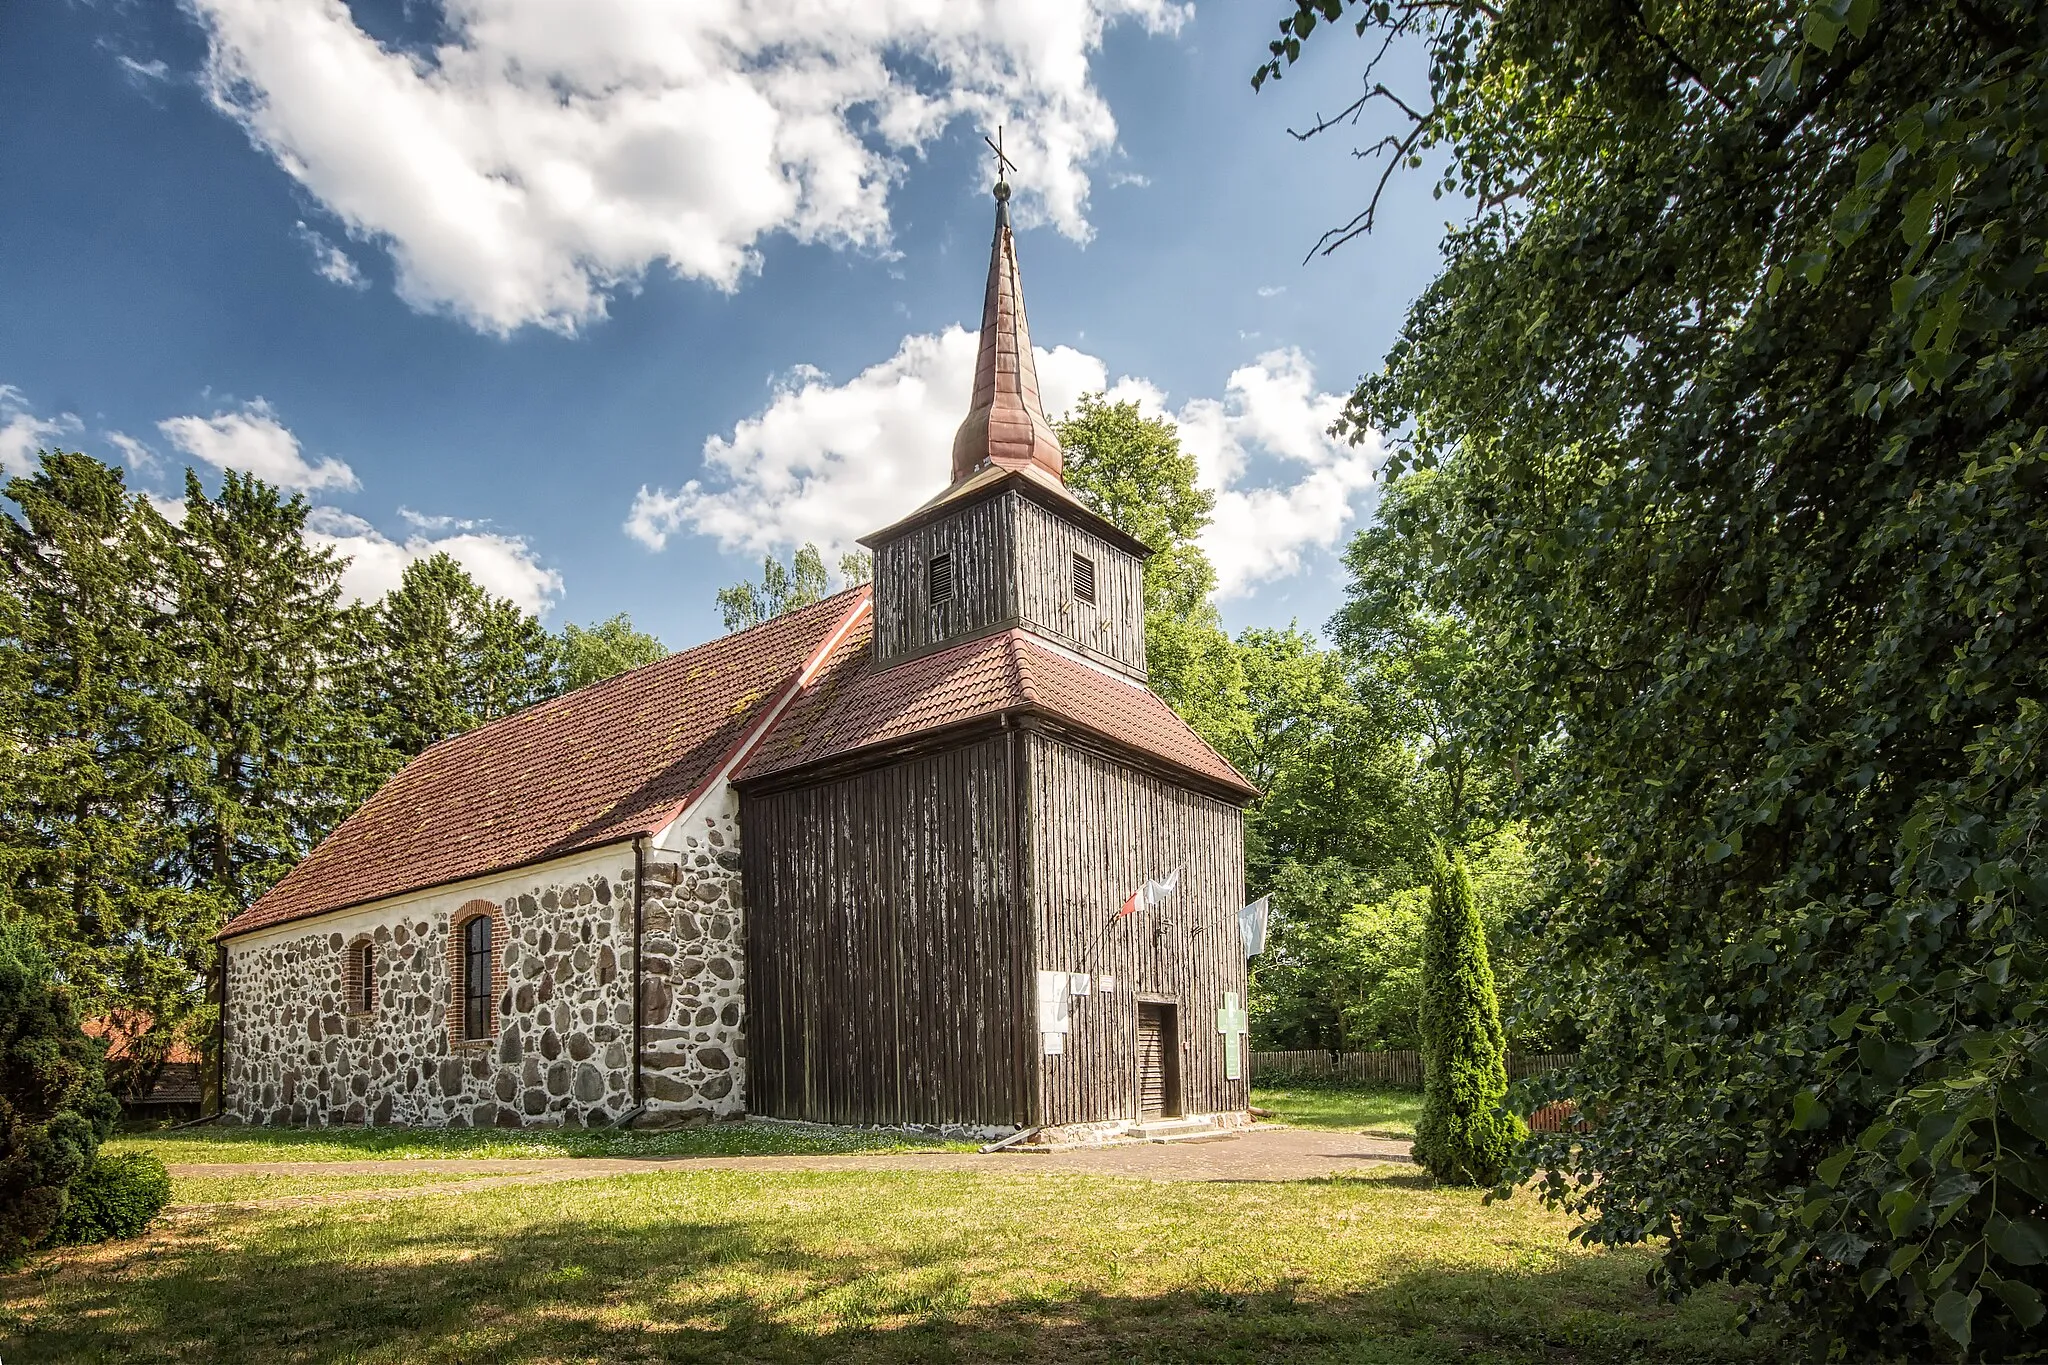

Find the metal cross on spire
[[984, 126, 1018, 196]]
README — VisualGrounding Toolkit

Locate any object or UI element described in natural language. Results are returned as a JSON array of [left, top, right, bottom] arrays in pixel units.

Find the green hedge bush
[[42, 1151, 172, 1247], [0, 922, 120, 1263]]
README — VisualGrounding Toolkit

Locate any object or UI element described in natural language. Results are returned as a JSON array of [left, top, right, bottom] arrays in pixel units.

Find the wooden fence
[[1251, 1049, 1580, 1086]]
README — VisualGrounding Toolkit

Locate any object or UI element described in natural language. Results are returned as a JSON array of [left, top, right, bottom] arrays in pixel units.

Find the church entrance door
[[1136, 1001, 1180, 1119]]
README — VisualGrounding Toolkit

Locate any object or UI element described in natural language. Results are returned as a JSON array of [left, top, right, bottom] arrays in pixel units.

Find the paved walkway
[[166, 1126, 1413, 1193]]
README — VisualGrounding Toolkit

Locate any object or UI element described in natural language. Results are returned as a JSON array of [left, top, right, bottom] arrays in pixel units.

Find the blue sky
[[0, 1, 1448, 650]]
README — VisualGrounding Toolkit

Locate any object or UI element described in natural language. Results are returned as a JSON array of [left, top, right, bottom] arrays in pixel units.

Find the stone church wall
[[638, 781, 748, 1123], [223, 845, 639, 1128]]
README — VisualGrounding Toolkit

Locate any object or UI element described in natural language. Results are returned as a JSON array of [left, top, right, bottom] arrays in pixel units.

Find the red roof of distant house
[[82, 1011, 203, 1064], [220, 588, 872, 940], [738, 617, 1258, 801]]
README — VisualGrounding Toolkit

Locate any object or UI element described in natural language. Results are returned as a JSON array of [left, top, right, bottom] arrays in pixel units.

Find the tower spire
[[949, 144, 1063, 485]]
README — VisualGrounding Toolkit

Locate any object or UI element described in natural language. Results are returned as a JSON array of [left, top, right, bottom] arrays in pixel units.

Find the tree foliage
[[1265, 0, 2048, 1352], [1413, 846, 1521, 1186], [0, 921, 118, 1264], [1056, 394, 1247, 753], [1330, 472, 1509, 839], [1255, 828, 1553, 1054], [361, 552, 558, 762], [0, 458, 209, 1089], [558, 614, 668, 692], [166, 471, 372, 921], [716, 543, 869, 633], [1, 456, 576, 1090]]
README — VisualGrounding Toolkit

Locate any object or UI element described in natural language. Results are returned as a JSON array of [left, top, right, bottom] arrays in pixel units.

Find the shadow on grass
[[112, 1119, 967, 1163], [4, 1188, 1776, 1365]]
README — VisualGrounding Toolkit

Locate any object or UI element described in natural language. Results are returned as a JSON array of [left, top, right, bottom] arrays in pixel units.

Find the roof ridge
[[630, 591, 876, 845], [1007, 629, 1041, 705], [411, 584, 875, 762]]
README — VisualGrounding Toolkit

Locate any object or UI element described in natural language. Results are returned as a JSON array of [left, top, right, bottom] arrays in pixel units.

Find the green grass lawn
[[109, 1118, 975, 1165], [4, 1163, 1772, 1364], [1251, 1080, 1424, 1137]]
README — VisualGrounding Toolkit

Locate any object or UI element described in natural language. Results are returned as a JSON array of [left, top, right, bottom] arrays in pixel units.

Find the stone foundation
[[637, 786, 748, 1124], [1023, 1109, 1254, 1148]]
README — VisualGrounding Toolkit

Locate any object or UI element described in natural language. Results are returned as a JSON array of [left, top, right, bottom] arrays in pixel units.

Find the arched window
[[343, 935, 377, 1016], [462, 913, 493, 1041]]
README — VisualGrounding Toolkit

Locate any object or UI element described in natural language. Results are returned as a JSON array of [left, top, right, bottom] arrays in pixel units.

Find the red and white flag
[[1118, 866, 1181, 917]]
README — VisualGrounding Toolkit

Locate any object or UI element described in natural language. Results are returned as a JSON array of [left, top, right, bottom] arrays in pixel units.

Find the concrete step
[[1130, 1118, 1232, 1143]]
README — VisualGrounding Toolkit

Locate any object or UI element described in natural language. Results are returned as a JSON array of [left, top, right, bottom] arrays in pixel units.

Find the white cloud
[[157, 399, 360, 492], [305, 506, 563, 615], [627, 335, 1379, 598], [187, 0, 1187, 335], [397, 506, 481, 532], [0, 386, 81, 478], [626, 326, 1104, 558], [105, 431, 162, 473], [1173, 350, 1385, 596], [118, 55, 171, 83], [142, 491, 189, 525], [1256, 285, 1286, 298], [294, 221, 367, 289]]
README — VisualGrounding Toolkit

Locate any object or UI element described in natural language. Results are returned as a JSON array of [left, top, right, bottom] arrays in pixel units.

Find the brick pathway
[[166, 1126, 1413, 1193]]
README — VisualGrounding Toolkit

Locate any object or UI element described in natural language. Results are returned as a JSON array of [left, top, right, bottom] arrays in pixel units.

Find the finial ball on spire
[[984, 127, 1018, 202]]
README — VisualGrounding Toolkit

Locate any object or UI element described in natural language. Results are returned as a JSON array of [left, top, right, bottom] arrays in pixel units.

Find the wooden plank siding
[[870, 491, 1147, 679], [1009, 498, 1146, 678], [871, 496, 1017, 666], [740, 733, 1033, 1128], [1024, 732, 1248, 1126]]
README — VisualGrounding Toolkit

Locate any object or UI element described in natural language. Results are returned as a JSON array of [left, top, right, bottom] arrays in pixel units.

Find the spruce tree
[[165, 471, 371, 915], [0, 454, 201, 1091], [1412, 844, 1521, 1185], [361, 552, 558, 760]]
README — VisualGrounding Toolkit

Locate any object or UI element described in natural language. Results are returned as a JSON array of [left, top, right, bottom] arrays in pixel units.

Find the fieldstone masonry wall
[[638, 787, 748, 1122], [224, 852, 641, 1128]]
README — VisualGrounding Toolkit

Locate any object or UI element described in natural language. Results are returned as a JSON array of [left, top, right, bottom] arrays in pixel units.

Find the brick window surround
[[341, 935, 377, 1016], [445, 899, 509, 1045]]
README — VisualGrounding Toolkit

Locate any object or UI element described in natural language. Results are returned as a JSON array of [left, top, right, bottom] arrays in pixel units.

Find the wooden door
[[1136, 1002, 1180, 1119]]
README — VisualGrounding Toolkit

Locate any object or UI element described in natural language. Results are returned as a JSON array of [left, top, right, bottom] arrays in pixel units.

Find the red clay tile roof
[[950, 187, 1063, 485], [221, 588, 872, 940], [83, 1011, 204, 1064], [737, 618, 1258, 801]]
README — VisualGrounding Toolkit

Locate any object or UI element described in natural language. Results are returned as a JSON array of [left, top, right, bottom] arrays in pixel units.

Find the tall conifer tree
[[163, 471, 367, 914], [1413, 844, 1521, 1185], [0, 454, 200, 1088], [361, 552, 558, 760]]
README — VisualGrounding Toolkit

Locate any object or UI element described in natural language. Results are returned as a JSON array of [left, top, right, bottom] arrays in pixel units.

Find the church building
[[217, 181, 1259, 1139]]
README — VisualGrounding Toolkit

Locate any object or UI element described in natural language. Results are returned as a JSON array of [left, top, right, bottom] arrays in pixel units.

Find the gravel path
[[166, 1126, 1413, 1191]]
